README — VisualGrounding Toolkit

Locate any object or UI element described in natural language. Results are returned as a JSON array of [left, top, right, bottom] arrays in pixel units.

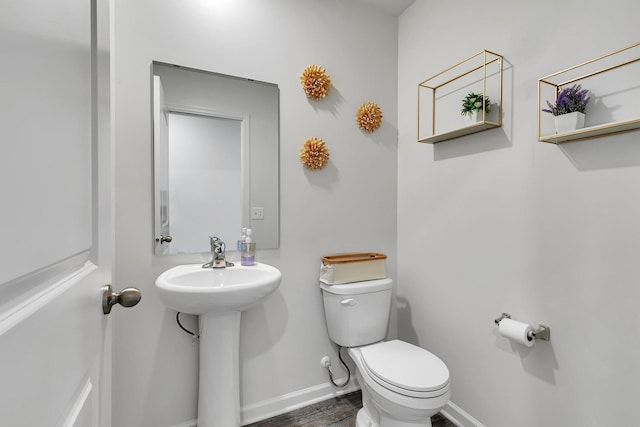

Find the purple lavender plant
[[542, 84, 590, 116]]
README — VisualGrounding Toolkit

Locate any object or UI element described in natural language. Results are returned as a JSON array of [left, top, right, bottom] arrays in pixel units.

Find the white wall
[[398, 1, 640, 426], [112, 1, 398, 425]]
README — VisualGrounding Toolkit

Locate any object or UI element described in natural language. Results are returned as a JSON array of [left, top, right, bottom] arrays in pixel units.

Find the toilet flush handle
[[340, 298, 356, 306]]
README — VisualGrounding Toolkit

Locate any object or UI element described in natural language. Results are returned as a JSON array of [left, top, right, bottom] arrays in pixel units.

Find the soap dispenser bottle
[[241, 228, 255, 266], [237, 227, 247, 252]]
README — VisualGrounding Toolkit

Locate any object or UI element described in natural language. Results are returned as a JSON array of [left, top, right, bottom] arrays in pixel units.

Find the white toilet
[[320, 278, 450, 427]]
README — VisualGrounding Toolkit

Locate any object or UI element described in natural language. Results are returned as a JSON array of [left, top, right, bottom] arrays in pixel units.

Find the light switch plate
[[251, 207, 264, 220]]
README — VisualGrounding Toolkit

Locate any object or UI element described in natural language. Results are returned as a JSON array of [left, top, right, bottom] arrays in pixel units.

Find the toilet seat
[[360, 340, 450, 398]]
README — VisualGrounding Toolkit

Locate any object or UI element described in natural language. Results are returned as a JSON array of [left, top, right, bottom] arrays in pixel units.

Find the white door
[[0, 0, 118, 426], [0, 263, 112, 427]]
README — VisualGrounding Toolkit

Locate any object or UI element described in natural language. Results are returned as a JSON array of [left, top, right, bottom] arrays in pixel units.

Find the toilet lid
[[360, 340, 449, 393]]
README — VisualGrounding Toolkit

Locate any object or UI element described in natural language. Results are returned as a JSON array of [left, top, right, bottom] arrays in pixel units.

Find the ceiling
[[356, 0, 416, 16]]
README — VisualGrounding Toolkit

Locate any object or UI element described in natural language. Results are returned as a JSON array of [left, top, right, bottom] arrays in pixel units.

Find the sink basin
[[155, 262, 282, 315]]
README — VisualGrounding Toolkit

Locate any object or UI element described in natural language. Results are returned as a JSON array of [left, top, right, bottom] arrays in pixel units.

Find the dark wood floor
[[246, 390, 456, 427]]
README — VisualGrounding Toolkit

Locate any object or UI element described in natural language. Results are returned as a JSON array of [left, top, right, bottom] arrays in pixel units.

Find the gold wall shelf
[[538, 42, 640, 144], [418, 50, 503, 144]]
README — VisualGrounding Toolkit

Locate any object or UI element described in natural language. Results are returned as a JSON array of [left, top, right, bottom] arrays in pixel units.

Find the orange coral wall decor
[[356, 101, 383, 132], [300, 65, 331, 100], [300, 137, 330, 170]]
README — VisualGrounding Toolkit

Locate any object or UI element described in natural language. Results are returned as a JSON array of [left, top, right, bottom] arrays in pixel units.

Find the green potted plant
[[542, 84, 590, 134], [461, 92, 491, 124]]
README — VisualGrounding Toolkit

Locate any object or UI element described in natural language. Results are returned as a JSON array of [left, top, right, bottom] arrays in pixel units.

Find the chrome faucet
[[202, 236, 234, 268]]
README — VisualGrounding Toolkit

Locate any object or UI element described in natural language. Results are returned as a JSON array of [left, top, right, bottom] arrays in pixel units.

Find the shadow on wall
[[558, 130, 640, 171], [303, 160, 340, 190], [367, 118, 399, 150], [493, 326, 560, 386], [396, 296, 419, 345], [433, 127, 511, 161], [242, 290, 289, 359], [307, 83, 345, 117]]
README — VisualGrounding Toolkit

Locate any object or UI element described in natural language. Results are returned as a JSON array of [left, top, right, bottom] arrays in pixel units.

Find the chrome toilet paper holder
[[494, 312, 551, 341]]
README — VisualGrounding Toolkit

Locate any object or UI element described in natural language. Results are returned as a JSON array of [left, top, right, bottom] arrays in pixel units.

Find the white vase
[[554, 111, 585, 134], [464, 110, 481, 126]]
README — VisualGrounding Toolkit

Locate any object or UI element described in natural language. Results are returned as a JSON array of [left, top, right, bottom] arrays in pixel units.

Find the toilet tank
[[320, 278, 393, 347]]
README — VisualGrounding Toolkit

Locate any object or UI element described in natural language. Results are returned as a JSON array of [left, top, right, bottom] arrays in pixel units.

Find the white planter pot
[[554, 111, 585, 134], [464, 110, 481, 126]]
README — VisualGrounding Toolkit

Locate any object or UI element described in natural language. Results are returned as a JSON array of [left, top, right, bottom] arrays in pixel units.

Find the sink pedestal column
[[197, 310, 242, 427]]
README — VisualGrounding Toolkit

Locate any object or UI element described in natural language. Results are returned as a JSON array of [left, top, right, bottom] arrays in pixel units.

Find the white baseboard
[[441, 400, 486, 427], [241, 378, 360, 425], [171, 383, 485, 427]]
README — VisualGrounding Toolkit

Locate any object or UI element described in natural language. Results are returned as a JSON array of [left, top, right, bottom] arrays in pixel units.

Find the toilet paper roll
[[498, 318, 535, 347]]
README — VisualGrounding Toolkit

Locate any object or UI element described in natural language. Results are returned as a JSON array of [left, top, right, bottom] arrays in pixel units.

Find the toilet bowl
[[349, 340, 450, 427], [320, 279, 450, 427]]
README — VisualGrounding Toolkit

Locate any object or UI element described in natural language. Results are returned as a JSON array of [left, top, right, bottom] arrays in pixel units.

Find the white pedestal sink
[[155, 262, 282, 427]]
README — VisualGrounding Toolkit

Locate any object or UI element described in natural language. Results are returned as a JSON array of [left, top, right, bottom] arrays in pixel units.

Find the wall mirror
[[152, 62, 279, 255]]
